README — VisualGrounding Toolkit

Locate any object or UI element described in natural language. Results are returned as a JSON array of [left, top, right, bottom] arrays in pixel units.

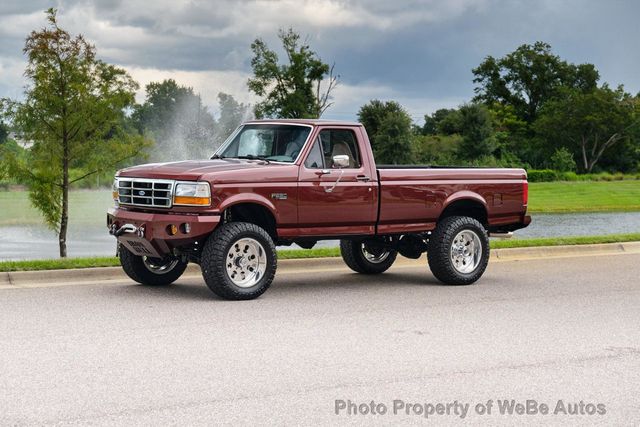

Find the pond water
[[1, 190, 639, 261]]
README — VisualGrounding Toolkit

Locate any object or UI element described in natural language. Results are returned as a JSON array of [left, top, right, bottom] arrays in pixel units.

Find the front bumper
[[107, 207, 220, 258]]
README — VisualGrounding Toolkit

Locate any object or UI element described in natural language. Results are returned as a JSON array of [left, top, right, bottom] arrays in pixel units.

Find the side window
[[304, 137, 325, 169], [318, 129, 362, 169]]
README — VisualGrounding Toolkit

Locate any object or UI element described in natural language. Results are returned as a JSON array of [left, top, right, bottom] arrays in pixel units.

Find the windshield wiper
[[235, 155, 271, 164]]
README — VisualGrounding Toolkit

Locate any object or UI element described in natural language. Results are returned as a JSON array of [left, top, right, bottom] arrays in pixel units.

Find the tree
[[1, 9, 146, 257], [357, 100, 406, 151], [247, 28, 338, 119], [549, 147, 577, 172], [535, 86, 639, 172], [456, 104, 496, 160], [473, 42, 599, 123], [0, 121, 7, 144], [357, 100, 413, 164], [216, 92, 252, 146], [422, 108, 457, 135], [375, 111, 415, 164], [133, 79, 217, 160]]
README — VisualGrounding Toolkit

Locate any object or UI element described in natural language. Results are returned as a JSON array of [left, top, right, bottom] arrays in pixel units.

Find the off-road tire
[[200, 222, 277, 300], [427, 216, 490, 285], [119, 246, 188, 286], [340, 239, 398, 274]]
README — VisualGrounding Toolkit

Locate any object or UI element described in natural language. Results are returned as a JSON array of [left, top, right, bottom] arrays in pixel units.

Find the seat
[[330, 141, 355, 168], [284, 133, 307, 159]]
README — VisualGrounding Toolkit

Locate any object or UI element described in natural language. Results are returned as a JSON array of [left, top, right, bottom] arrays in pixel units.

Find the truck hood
[[117, 159, 273, 181]]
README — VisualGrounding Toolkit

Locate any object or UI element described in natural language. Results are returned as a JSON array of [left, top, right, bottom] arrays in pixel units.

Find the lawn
[[528, 180, 640, 213], [0, 189, 113, 226]]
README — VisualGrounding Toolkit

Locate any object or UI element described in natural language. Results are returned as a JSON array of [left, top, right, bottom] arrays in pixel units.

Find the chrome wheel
[[143, 257, 179, 275], [449, 230, 482, 274], [361, 243, 390, 264], [225, 237, 267, 288]]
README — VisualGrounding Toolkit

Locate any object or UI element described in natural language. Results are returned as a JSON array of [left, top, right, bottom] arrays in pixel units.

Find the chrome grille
[[117, 178, 174, 208]]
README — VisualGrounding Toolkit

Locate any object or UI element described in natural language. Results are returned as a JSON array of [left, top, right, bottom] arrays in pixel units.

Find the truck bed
[[375, 167, 528, 234]]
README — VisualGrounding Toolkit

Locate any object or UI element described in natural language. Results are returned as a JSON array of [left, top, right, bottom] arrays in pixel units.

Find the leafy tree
[[422, 109, 456, 135], [375, 111, 415, 164], [357, 100, 414, 164], [535, 86, 639, 172], [0, 121, 7, 144], [216, 92, 252, 146], [357, 100, 406, 151], [473, 42, 599, 123], [456, 104, 496, 160], [133, 79, 217, 160], [549, 147, 577, 172], [248, 28, 338, 119], [1, 9, 146, 257], [437, 110, 463, 135]]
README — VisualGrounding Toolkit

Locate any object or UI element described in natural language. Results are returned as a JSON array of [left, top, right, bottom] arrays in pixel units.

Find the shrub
[[549, 147, 576, 172], [527, 169, 558, 182]]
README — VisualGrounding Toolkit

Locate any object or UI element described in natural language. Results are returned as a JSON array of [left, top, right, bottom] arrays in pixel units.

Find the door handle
[[356, 175, 371, 182], [316, 169, 331, 176]]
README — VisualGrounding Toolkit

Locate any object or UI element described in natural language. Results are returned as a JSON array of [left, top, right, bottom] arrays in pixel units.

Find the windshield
[[214, 124, 312, 163]]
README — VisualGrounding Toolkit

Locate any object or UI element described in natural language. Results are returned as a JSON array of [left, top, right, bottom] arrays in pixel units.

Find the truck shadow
[[110, 270, 444, 301]]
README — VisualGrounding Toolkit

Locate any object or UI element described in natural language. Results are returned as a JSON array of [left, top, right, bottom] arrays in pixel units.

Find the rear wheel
[[340, 239, 398, 274], [119, 246, 188, 286], [200, 222, 277, 300], [427, 216, 489, 285]]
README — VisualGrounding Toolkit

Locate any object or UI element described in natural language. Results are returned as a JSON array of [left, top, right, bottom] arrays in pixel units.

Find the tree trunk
[[59, 141, 69, 258]]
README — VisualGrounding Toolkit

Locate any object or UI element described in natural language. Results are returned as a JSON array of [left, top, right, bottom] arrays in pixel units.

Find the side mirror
[[332, 155, 350, 168]]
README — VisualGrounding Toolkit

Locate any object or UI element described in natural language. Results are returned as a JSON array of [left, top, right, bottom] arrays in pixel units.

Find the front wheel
[[200, 222, 277, 300], [427, 216, 489, 285], [340, 239, 398, 274], [119, 246, 188, 286]]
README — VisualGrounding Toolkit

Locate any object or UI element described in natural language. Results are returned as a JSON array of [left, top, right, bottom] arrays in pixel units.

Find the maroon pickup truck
[[108, 119, 530, 299]]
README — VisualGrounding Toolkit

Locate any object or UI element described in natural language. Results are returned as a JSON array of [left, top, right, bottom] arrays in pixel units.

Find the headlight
[[112, 178, 119, 203], [173, 182, 211, 206]]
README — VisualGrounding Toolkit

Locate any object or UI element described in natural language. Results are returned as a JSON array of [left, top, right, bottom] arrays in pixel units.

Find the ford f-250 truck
[[108, 119, 530, 300]]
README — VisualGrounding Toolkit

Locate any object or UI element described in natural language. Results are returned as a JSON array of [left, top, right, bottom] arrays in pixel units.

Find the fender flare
[[218, 193, 279, 222], [442, 190, 488, 211]]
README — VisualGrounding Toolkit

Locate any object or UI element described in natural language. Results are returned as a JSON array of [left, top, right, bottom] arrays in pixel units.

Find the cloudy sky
[[1, 0, 638, 123]]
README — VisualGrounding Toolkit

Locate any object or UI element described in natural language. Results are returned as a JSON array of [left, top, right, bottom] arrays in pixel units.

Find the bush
[[559, 171, 579, 181], [549, 147, 576, 172], [527, 169, 558, 182]]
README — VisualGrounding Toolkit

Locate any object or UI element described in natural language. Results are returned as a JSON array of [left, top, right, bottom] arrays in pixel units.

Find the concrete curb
[[2, 241, 639, 289]]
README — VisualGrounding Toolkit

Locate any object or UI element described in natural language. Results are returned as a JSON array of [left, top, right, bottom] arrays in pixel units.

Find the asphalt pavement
[[1, 252, 639, 425]]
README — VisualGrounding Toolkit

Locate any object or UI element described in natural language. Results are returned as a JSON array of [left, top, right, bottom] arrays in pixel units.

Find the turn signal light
[[167, 224, 178, 236], [173, 196, 211, 206]]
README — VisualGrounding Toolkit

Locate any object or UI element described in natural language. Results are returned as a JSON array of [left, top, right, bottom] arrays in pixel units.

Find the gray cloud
[[0, 0, 638, 122]]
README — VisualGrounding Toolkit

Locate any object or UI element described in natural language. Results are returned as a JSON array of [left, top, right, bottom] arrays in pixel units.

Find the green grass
[[0, 256, 122, 272], [490, 233, 640, 249], [0, 189, 113, 226], [529, 181, 640, 213], [2, 233, 639, 272]]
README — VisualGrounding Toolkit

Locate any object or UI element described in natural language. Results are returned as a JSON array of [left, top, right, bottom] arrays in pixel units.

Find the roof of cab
[[243, 118, 362, 127]]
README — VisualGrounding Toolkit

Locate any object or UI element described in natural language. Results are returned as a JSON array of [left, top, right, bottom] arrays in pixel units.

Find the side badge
[[271, 193, 288, 200]]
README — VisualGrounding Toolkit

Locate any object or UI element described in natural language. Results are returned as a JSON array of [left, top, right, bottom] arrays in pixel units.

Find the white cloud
[[124, 66, 258, 114]]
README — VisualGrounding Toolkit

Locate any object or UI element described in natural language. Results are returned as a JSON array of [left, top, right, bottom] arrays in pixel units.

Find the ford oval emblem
[[138, 190, 146, 196]]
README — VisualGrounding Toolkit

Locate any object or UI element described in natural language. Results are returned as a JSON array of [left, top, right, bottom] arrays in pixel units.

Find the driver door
[[297, 127, 376, 236]]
